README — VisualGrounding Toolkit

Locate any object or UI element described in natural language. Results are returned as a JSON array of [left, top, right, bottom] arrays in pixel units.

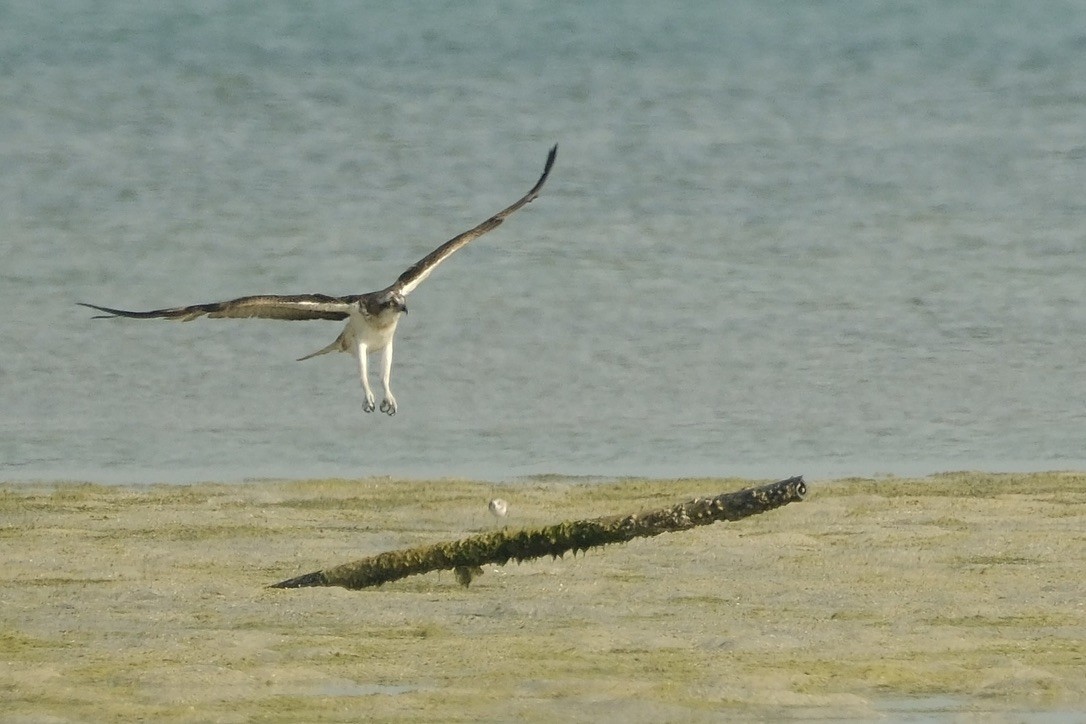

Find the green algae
[[271, 477, 807, 590], [0, 471, 1083, 721]]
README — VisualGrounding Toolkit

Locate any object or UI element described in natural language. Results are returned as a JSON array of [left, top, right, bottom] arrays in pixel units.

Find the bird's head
[[385, 291, 408, 315], [363, 290, 407, 320]]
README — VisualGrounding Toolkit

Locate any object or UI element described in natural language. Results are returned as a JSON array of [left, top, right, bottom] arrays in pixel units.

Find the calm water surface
[[2, 2, 1085, 483]]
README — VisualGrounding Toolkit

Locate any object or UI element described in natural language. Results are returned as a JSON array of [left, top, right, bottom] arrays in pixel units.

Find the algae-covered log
[[271, 475, 807, 591]]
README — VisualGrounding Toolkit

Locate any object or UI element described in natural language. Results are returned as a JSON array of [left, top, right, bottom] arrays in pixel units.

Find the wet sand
[[1, 472, 1083, 721]]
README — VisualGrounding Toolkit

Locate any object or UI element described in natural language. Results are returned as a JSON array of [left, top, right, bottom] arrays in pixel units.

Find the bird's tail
[[297, 330, 348, 361]]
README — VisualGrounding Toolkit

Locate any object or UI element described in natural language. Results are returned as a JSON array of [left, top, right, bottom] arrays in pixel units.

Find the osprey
[[80, 145, 557, 415]]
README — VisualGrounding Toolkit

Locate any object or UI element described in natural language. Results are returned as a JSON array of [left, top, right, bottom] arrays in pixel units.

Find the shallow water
[[3, 2, 1085, 483]]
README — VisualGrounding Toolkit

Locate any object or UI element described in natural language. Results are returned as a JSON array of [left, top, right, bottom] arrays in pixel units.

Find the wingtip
[[77, 302, 113, 319], [534, 143, 557, 190]]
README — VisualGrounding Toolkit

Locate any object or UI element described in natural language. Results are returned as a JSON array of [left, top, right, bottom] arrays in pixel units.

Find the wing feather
[[78, 294, 358, 322], [392, 144, 557, 296]]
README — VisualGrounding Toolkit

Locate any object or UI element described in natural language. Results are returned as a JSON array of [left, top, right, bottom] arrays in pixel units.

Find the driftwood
[[271, 475, 807, 590]]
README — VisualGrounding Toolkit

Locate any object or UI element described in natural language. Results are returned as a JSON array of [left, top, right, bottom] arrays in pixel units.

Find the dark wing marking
[[78, 294, 360, 322], [391, 144, 557, 297]]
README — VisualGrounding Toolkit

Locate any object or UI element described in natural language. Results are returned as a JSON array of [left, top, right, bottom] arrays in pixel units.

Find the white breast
[[345, 307, 402, 352]]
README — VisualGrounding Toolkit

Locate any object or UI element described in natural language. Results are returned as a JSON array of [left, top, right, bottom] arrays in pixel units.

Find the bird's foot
[[379, 395, 397, 416]]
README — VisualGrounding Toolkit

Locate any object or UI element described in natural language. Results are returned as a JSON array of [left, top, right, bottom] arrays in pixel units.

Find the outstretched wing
[[78, 294, 360, 322], [391, 144, 557, 297]]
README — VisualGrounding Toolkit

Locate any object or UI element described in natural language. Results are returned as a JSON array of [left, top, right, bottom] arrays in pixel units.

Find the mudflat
[[2, 472, 1083, 721]]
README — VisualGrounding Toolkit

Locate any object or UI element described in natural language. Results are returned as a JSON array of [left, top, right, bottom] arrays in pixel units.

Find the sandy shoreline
[[2, 472, 1084, 721]]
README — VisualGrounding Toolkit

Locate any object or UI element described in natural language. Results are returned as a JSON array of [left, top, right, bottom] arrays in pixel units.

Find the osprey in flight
[[80, 145, 557, 415]]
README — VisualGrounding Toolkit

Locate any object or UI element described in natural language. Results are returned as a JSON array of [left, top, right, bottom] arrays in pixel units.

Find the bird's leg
[[356, 342, 376, 412], [378, 341, 397, 415]]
